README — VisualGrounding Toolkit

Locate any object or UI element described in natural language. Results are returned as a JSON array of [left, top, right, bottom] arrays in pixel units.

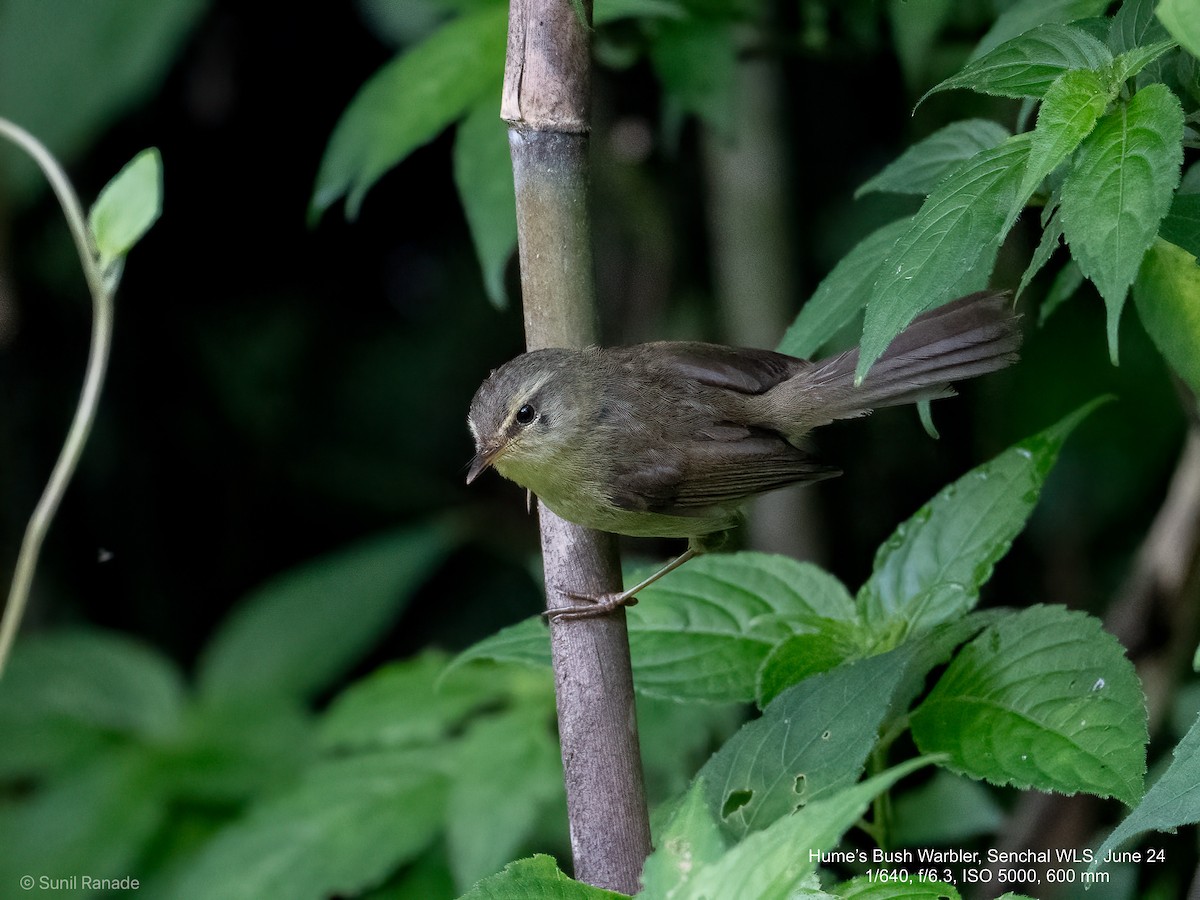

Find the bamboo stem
[[502, 0, 651, 891]]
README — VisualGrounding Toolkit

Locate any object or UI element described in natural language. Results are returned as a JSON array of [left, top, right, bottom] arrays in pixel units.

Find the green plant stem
[[0, 118, 116, 675], [866, 742, 893, 850], [876, 713, 910, 755]]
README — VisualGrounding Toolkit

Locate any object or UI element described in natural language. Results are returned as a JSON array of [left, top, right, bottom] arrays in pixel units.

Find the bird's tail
[[772, 291, 1021, 439]]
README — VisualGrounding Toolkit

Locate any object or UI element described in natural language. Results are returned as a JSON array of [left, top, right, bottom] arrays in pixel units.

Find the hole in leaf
[[721, 789, 753, 818], [793, 773, 807, 796], [821, 730, 831, 740]]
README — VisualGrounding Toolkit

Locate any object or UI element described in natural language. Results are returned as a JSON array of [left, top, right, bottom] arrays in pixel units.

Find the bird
[[467, 291, 1021, 619]]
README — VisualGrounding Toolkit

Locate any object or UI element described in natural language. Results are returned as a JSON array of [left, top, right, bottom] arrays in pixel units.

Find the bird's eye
[[515, 403, 536, 425]]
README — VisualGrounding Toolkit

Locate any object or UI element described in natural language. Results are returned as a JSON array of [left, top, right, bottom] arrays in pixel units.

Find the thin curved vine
[[0, 118, 118, 675]]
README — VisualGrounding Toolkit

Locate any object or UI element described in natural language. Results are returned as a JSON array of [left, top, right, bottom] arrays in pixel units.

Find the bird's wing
[[607, 428, 838, 514], [635, 342, 807, 394]]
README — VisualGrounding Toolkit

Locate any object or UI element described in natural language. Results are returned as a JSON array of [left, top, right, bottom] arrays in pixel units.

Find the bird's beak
[[466, 444, 502, 484]]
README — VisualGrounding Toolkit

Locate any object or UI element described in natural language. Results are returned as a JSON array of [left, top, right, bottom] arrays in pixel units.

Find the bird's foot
[[541, 546, 701, 621], [543, 589, 638, 622]]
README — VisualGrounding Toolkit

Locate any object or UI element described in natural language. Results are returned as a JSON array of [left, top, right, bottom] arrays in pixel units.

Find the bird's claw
[[543, 589, 638, 622]]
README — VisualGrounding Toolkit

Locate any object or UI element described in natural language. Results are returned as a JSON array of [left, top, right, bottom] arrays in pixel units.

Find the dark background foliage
[[3, 2, 525, 663], [3, 2, 1200, 898], [0, 0, 1183, 697]]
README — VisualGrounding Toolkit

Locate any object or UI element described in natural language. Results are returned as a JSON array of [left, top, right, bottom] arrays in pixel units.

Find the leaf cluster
[[309, 0, 768, 308], [0, 525, 506, 899], [830, 0, 1200, 389], [452, 401, 1159, 898], [3, 397, 1174, 900], [312, 0, 1200, 414]]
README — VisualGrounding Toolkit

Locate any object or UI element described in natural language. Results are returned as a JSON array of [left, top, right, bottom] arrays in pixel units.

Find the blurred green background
[[0, 2, 1192, 894]]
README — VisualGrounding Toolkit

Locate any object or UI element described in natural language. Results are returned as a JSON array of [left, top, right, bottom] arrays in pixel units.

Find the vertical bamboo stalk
[[502, 0, 652, 891]]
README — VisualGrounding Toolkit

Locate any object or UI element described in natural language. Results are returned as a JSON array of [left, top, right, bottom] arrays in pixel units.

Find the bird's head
[[466, 349, 591, 491]]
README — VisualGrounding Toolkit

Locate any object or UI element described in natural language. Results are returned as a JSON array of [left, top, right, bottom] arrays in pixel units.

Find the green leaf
[[971, 0, 1111, 59], [1061, 84, 1184, 363], [1160, 191, 1200, 259], [759, 611, 1000, 720], [168, 698, 313, 803], [321, 653, 452, 751], [0, 752, 167, 891], [639, 696, 746, 804], [1017, 207, 1064, 300], [755, 622, 863, 706], [197, 524, 453, 702], [678, 759, 932, 900], [856, 119, 1010, 199], [887, 612, 1006, 718], [778, 217, 914, 360], [857, 134, 1030, 382], [627, 553, 858, 703], [650, 18, 737, 135], [1090, 708, 1200, 876], [1133, 238, 1200, 397], [1108, 0, 1170, 54], [447, 617, 553, 678], [1158, 0, 1200, 60], [388, 853, 457, 900], [0, 717, 115, 782], [88, 147, 162, 272], [319, 650, 549, 751], [164, 750, 447, 900], [834, 876, 961, 898], [921, 24, 1112, 105], [595, 0, 688, 25], [859, 400, 1103, 634], [0, 630, 185, 740], [310, 4, 507, 221], [1179, 53, 1200, 106], [911, 605, 1147, 805], [697, 649, 910, 839], [446, 710, 563, 890], [458, 855, 625, 899], [1107, 38, 1179, 85], [1039, 257, 1085, 324], [1015, 68, 1110, 224], [452, 554, 858, 704], [1040, 182, 1064, 228], [453, 94, 516, 308], [641, 779, 726, 899]]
